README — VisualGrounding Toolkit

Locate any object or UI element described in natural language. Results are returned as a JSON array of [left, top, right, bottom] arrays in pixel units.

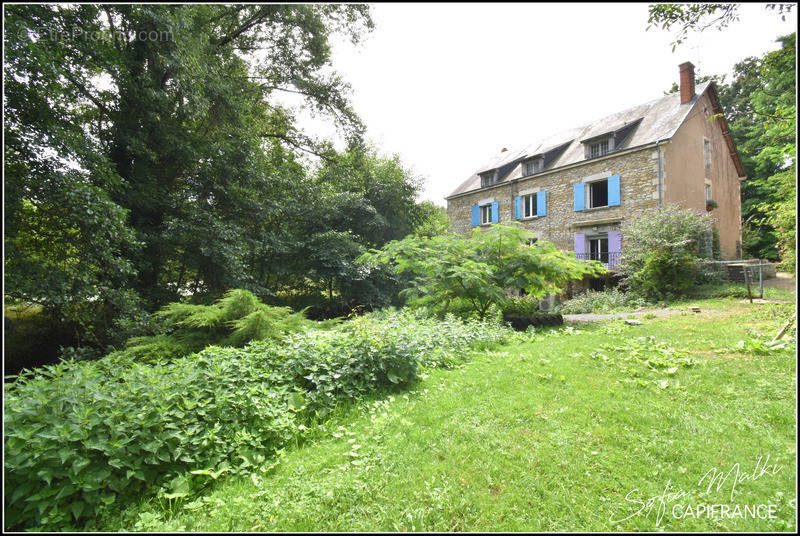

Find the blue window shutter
[[537, 191, 547, 217], [471, 204, 479, 226], [608, 174, 621, 206], [514, 196, 521, 220], [491, 201, 499, 223], [573, 183, 584, 211]]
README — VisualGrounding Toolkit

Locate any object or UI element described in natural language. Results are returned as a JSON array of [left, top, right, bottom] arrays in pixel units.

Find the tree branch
[[61, 70, 112, 117], [214, 6, 274, 48]]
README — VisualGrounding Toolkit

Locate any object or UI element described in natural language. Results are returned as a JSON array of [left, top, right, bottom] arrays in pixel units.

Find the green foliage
[[727, 332, 795, 356], [4, 310, 511, 530], [555, 288, 651, 314], [650, 5, 796, 267], [410, 201, 450, 238], [118, 289, 325, 362], [4, 352, 297, 530], [4, 4, 383, 359], [618, 204, 716, 300], [711, 227, 722, 260], [647, 3, 793, 50], [361, 223, 606, 319], [589, 335, 696, 390], [500, 295, 543, 316], [752, 35, 796, 271], [98, 298, 796, 532]]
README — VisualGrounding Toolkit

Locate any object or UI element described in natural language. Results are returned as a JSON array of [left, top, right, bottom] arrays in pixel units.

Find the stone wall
[[446, 147, 661, 253]]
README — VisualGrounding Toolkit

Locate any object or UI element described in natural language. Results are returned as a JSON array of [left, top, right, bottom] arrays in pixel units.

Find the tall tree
[[647, 5, 796, 268], [4, 4, 374, 347]]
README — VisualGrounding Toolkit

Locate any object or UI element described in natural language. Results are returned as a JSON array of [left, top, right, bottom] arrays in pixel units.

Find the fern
[[118, 290, 332, 363]]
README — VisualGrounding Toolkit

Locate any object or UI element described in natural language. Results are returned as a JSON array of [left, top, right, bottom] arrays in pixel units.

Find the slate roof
[[447, 82, 713, 198]]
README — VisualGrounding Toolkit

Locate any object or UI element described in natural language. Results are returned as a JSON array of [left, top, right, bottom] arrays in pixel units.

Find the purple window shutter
[[608, 231, 622, 252], [574, 233, 586, 258], [608, 230, 622, 269]]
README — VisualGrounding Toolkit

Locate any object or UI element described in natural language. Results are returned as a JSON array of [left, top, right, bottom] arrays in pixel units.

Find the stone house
[[445, 63, 746, 285]]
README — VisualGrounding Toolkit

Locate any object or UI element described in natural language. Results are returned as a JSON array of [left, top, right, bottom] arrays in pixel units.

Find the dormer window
[[480, 170, 499, 188], [523, 157, 544, 176], [586, 137, 613, 159]]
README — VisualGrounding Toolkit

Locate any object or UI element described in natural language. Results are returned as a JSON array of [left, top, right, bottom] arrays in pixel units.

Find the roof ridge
[[448, 81, 713, 199], [481, 81, 713, 170]]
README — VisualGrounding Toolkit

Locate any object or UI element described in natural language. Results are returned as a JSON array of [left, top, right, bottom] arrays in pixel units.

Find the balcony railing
[[575, 252, 621, 270]]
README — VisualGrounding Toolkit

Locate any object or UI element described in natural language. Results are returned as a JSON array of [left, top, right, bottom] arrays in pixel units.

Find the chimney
[[679, 62, 695, 104]]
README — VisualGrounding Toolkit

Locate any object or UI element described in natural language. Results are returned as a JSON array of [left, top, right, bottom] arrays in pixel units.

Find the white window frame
[[703, 138, 711, 171], [587, 178, 609, 209], [480, 204, 492, 225], [523, 158, 543, 176], [588, 234, 609, 262], [480, 171, 497, 188], [705, 184, 712, 202], [522, 193, 537, 218], [587, 137, 613, 159]]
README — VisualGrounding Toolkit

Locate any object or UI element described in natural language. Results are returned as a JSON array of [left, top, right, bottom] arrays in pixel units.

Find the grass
[[556, 282, 796, 315], [99, 296, 796, 532]]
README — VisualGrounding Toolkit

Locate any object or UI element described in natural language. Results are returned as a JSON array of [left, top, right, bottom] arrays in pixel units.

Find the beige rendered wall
[[662, 91, 743, 259]]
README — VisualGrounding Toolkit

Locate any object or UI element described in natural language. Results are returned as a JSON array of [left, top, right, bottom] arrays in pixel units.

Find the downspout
[[510, 181, 514, 223], [656, 141, 665, 206]]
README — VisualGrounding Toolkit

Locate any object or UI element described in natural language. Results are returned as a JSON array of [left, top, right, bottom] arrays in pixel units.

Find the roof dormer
[[521, 141, 573, 176], [581, 118, 643, 160], [480, 169, 499, 188], [521, 156, 544, 177]]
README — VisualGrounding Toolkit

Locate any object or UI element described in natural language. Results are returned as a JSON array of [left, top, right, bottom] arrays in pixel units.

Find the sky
[[314, 2, 797, 206]]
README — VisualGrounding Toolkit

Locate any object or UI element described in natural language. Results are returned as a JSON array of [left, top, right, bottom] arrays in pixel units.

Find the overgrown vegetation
[[500, 295, 544, 317], [618, 204, 716, 300], [360, 223, 606, 319], [3, 5, 445, 369], [3, 311, 511, 530], [554, 288, 651, 314], [114, 289, 332, 363], [99, 298, 795, 532]]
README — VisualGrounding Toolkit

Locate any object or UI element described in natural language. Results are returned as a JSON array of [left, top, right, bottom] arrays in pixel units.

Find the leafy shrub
[[501, 295, 542, 316], [555, 288, 651, 314], [4, 310, 511, 530], [687, 282, 750, 299], [116, 289, 334, 362], [729, 335, 793, 355], [58, 345, 102, 362], [4, 351, 297, 530], [618, 204, 716, 300], [361, 223, 605, 319]]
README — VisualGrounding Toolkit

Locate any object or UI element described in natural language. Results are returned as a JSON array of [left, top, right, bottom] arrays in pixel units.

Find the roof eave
[[706, 83, 747, 179], [445, 141, 661, 201]]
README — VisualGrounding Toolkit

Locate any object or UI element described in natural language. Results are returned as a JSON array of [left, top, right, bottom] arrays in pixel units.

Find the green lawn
[[102, 298, 796, 532]]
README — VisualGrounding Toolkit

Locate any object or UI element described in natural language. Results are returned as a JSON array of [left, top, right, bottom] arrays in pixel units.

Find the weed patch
[[587, 335, 697, 390]]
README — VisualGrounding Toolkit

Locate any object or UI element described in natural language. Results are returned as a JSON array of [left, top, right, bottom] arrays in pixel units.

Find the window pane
[[590, 180, 608, 207]]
